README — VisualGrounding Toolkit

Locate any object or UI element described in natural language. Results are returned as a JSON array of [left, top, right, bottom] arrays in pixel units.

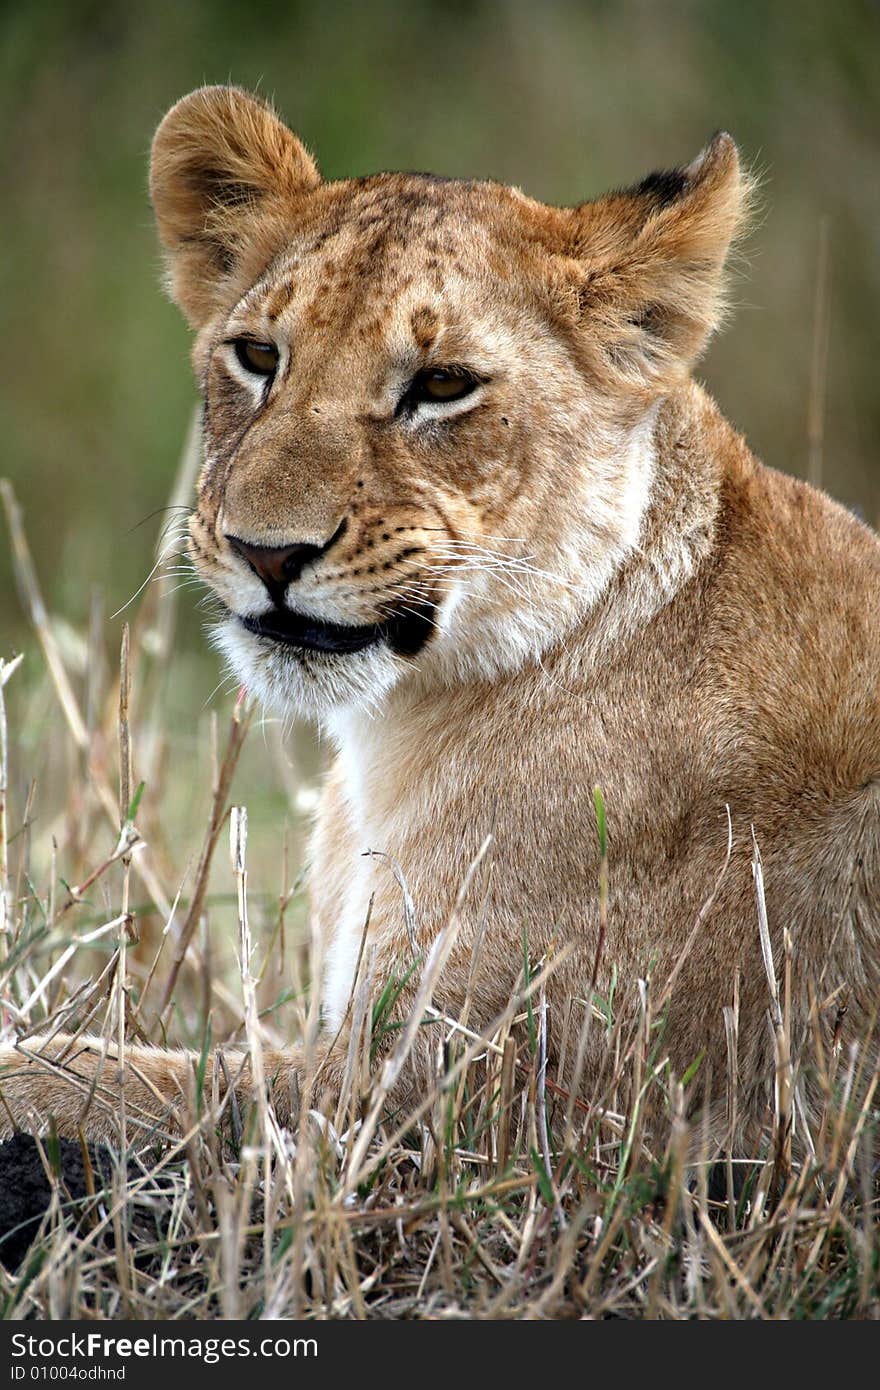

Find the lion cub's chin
[[210, 617, 407, 719]]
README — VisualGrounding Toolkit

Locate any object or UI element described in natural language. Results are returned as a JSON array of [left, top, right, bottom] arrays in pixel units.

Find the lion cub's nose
[[226, 518, 348, 603], [226, 535, 324, 599]]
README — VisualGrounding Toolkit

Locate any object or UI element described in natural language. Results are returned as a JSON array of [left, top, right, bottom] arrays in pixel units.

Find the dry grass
[[0, 446, 877, 1321]]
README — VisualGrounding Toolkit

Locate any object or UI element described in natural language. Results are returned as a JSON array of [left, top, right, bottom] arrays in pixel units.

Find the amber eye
[[233, 339, 279, 376], [410, 368, 478, 405]]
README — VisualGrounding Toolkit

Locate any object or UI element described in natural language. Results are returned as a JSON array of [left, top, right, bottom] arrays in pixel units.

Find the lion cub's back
[[700, 454, 880, 1007], [703, 454, 880, 790]]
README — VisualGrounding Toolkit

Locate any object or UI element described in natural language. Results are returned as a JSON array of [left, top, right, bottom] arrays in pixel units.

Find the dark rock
[[0, 1133, 116, 1270]]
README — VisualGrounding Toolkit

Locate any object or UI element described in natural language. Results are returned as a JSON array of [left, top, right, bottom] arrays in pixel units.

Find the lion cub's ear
[[567, 134, 754, 385], [150, 86, 320, 327]]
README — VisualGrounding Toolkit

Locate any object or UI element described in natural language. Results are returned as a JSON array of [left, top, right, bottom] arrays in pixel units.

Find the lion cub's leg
[[0, 1034, 303, 1145]]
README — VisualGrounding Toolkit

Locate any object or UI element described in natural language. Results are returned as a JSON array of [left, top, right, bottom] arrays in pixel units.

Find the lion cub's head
[[151, 86, 749, 716]]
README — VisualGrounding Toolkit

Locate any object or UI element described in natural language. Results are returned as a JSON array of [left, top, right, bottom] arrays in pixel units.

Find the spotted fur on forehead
[[216, 174, 566, 394], [243, 172, 548, 326]]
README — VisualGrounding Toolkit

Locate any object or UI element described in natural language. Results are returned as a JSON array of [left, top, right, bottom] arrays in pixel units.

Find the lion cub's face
[[191, 175, 605, 717], [151, 88, 747, 715]]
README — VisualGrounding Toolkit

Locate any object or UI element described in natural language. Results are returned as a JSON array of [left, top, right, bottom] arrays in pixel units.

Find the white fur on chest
[[319, 710, 386, 1030], [321, 849, 372, 1030]]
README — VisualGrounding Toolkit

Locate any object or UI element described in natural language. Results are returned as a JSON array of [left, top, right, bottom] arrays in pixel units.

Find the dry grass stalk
[[154, 693, 253, 1024], [0, 654, 24, 951], [807, 217, 831, 491], [752, 830, 793, 1195]]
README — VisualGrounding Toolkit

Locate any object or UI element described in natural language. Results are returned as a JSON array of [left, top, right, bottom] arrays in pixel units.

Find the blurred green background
[[3, 0, 878, 648]]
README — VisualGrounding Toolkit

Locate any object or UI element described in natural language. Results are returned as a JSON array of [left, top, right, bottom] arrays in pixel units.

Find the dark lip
[[238, 601, 436, 658]]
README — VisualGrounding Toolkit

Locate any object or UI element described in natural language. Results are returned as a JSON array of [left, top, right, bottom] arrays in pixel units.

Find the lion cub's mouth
[[239, 601, 436, 658]]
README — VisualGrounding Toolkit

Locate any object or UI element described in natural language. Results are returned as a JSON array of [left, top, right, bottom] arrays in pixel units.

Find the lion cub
[[2, 87, 878, 1151]]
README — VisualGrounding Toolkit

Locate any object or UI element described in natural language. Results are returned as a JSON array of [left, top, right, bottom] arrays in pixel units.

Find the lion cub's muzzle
[[223, 523, 437, 659]]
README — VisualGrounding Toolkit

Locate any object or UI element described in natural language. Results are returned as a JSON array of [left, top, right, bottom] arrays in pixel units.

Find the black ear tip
[[633, 166, 690, 210], [625, 133, 741, 218]]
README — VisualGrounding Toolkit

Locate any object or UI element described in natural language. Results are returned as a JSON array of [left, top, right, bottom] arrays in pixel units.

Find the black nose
[[226, 536, 323, 597], [226, 518, 348, 603]]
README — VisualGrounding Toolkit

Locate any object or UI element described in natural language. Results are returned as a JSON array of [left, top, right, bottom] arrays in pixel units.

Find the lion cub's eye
[[233, 339, 279, 376], [410, 368, 477, 404]]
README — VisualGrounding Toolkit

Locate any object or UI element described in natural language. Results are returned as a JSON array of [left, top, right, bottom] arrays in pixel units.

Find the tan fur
[[3, 87, 877, 1152]]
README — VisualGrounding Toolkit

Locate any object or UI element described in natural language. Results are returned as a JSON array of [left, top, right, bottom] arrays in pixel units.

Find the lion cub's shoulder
[[687, 424, 880, 796]]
